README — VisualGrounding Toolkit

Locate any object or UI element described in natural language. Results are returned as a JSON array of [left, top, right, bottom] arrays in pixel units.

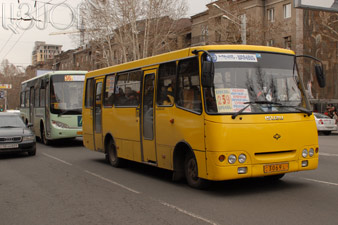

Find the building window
[[284, 36, 291, 49], [201, 25, 208, 42], [283, 3, 291, 19], [267, 8, 275, 22], [267, 39, 274, 46]]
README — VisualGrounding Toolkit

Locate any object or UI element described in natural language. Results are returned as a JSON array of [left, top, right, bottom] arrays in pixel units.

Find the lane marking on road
[[303, 178, 338, 187], [84, 170, 140, 194], [42, 153, 73, 166], [159, 200, 218, 225], [319, 152, 338, 157]]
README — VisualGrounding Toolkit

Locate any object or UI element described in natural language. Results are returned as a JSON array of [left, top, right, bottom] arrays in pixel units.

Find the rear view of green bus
[[20, 71, 86, 144]]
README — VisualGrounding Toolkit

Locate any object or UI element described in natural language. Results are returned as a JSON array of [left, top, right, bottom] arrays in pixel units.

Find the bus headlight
[[52, 120, 70, 128], [228, 154, 237, 164], [302, 149, 308, 158], [309, 148, 315, 157], [238, 154, 247, 163]]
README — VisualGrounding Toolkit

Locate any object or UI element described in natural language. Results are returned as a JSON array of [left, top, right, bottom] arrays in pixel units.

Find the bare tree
[[79, 0, 187, 67], [0, 60, 33, 109]]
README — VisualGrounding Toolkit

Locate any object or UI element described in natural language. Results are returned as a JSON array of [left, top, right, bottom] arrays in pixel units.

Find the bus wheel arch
[[173, 141, 209, 189], [40, 121, 50, 145], [104, 134, 124, 167]]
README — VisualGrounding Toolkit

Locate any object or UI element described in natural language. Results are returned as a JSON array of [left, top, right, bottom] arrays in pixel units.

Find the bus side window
[[25, 91, 30, 107], [157, 61, 176, 106], [115, 71, 142, 107], [176, 57, 202, 113], [85, 78, 94, 108], [20, 92, 25, 108], [104, 74, 115, 107], [34, 87, 40, 107]]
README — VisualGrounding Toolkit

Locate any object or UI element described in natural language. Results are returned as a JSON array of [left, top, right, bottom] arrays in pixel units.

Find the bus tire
[[41, 125, 50, 145], [184, 151, 209, 189], [107, 140, 124, 168]]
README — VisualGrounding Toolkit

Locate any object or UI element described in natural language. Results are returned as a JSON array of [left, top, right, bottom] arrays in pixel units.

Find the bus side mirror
[[201, 61, 214, 87], [315, 64, 325, 88]]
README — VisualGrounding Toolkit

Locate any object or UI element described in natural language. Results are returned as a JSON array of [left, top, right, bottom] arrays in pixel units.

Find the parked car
[[314, 112, 337, 135], [0, 112, 36, 156]]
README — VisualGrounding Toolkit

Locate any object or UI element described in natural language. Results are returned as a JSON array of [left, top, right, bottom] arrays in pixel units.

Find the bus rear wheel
[[107, 140, 124, 168], [184, 152, 209, 189]]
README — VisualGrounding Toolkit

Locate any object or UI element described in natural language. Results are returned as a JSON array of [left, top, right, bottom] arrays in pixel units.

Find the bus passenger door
[[141, 71, 157, 163], [94, 79, 104, 151]]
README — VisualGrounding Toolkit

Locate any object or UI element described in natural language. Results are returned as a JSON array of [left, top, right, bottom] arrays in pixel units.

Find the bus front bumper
[[204, 158, 318, 181]]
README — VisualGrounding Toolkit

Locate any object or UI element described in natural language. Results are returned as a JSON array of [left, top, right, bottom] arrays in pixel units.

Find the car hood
[[0, 128, 33, 136]]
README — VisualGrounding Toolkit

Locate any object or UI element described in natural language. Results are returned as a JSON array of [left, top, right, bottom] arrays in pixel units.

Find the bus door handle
[[136, 107, 140, 121]]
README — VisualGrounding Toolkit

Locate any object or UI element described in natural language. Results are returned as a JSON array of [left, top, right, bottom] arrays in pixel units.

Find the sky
[[0, 0, 212, 68]]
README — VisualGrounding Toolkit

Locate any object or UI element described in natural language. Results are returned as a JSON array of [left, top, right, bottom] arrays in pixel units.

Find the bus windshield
[[50, 75, 85, 115], [204, 52, 305, 114]]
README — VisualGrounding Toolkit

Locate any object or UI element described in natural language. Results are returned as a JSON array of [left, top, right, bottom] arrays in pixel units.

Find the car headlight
[[228, 154, 237, 164], [302, 149, 308, 158], [309, 148, 315, 157], [23, 135, 35, 142], [52, 120, 70, 128], [238, 154, 247, 163]]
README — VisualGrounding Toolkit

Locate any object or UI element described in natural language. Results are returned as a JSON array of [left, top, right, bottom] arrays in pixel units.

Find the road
[[1, 134, 338, 225]]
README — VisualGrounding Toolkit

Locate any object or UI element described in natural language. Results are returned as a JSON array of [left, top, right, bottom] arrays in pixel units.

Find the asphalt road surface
[[1, 134, 338, 225]]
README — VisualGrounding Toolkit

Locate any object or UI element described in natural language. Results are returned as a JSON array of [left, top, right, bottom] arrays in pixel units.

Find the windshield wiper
[[278, 105, 312, 116], [232, 101, 282, 119]]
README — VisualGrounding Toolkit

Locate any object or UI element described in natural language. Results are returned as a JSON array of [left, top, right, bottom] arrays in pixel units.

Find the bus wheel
[[41, 126, 50, 145], [107, 140, 124, 168], [184, 152, 209, 189]]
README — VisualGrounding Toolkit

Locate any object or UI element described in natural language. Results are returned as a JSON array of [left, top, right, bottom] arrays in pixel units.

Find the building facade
[[31, 41, 62, 65]]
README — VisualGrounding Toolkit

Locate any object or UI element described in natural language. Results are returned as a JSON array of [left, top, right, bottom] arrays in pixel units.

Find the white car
[[314, 112, 337, 135]]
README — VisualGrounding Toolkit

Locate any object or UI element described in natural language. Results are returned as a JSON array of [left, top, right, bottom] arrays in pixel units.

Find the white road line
[[319, 152, 338, 157], [42, 153, 73, 166], [159, 201, 219, 225], [84, 170, 140, 194], [303, 178, 338, 187]]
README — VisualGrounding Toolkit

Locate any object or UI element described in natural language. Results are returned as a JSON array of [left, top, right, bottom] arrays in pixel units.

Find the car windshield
[[314, 113, 330, 119], [50, 75, 84, 115], [203, 52, 306, 114], [0, 115, 26, 128]]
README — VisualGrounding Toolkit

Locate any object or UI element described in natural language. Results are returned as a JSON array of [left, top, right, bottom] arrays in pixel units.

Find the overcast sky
[[0, 0, 212, 68]]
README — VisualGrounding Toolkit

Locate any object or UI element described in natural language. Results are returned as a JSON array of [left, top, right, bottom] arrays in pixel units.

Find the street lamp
[[212, 3, 247, 44]]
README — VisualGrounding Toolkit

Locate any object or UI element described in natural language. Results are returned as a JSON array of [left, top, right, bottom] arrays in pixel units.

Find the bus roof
[[86, 45, 295, 78], [22, 70, 87, 84]]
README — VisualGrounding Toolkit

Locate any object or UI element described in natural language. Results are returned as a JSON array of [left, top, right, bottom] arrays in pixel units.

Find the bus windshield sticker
[[64, 75, 85, 82], [210, 53, 258, 62], [215, 88, 251, 113]]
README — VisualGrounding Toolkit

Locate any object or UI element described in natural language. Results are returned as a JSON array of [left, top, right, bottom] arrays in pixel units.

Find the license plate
[[0, 143, 19, 149], [264, 163, 289, 173]]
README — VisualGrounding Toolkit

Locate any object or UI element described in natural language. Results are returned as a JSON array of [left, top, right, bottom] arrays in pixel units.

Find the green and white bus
[[20, 71, 86, 144]]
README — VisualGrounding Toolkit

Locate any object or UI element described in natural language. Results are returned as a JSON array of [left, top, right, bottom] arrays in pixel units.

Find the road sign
[[0, 84, 12, 89], [0, 91, 4, 99], [295, 0, 338, 12]]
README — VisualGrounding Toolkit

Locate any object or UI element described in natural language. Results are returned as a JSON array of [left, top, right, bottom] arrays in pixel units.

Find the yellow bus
[[82, 45, 325, 188]]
